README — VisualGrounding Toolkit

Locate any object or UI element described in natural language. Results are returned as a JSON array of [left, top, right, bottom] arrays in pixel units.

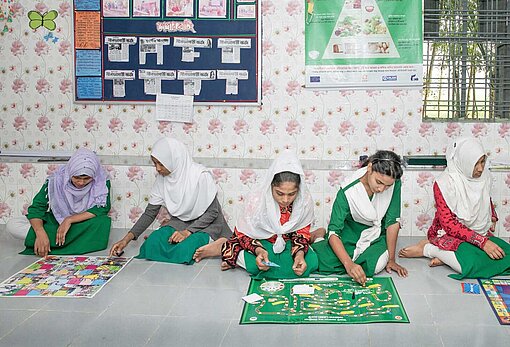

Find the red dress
[[221, 204, 311, 267], [427, 182, 496, 251]]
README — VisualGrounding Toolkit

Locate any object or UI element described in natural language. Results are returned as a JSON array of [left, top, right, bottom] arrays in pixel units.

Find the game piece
[[461, 282, 480, 294]]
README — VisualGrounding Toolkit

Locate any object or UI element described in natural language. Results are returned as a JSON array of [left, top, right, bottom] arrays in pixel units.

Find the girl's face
[[472, 155, 486, 178], [366, 163, 395, 194], [271, 181, 299, 209], [151, 156, 171, 176], [71, 175, 93, 189]]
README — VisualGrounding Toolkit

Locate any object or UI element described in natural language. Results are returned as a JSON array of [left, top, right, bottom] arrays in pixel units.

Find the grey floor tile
[[398, 294, 434, 324], [147, 316, 230, 347], [71, 313, 162, 347], [104, 284, 185, 316], [169, 287, 244, 319], [368, 324, 442, 347], [438, 324, 510, 346], [0, 310, 36, 339], [0, 311, 96, 347], [428, 293, 502, 326], [189, 266, 251, 291], [296, 324, 370, 346], [222, 323, 300, 347], [135, 261, 203, 286]]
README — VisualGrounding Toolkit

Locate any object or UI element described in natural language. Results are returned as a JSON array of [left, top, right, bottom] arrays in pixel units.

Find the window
[[423, 0, 510, 121]]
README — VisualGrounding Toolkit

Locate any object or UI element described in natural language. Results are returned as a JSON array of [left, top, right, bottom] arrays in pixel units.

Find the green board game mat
[[479, 278, 510, 325], [240, 276, 409, 324]]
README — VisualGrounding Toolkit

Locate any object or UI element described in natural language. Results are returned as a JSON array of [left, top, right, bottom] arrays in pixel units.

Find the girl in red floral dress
[[399, 137, 510, 279]]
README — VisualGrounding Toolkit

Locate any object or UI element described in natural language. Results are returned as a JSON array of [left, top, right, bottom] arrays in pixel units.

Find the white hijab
[[435, 137, 492, 235], [236, 151, 315, 254], [343, 166, 395, 261], [149, 137, 217, 221]]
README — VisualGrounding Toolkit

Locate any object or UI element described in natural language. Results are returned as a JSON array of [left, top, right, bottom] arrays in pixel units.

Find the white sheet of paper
[[242, 293, 263, 304], [225, 78, 238, 95], [112, 79, 126, 97], [221, 46, 241, 64], [292, 284, 315, 295], [144, 78, 161, 95], [156, 93, 194, 123], [108, 43, 129, 62]]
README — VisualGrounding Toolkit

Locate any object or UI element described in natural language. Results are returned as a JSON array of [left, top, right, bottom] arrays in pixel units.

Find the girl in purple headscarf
[[6, 148, 112, 256]]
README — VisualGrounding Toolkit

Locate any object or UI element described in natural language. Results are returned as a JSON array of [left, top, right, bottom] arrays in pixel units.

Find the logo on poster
[[382, 75, 397, 81], [310, 76, 321, 83], [410, 74, 419, 81]]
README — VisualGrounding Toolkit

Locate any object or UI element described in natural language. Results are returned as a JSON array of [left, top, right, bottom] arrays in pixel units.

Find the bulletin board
[[73, 0, 261, 104]]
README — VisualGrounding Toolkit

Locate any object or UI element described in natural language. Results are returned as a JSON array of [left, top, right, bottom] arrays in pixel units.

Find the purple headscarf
[[48, 148, 109, 223]]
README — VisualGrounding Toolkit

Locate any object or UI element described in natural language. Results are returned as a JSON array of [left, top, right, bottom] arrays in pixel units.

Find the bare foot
[[398, 239, 429, 258], [429, 257, 444, 267], [221, 261, 232, 271], [193, 237, 227, 262], [310, 227, 326, 243]]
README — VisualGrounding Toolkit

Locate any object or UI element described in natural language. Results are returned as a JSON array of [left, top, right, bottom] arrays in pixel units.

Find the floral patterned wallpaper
[[1, 1, 509, 238]]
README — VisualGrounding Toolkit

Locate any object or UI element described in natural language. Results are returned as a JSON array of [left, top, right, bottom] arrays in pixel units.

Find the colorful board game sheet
[[0, 256, 132, 298], [240, 276, 409, 324], [479, 278, 510, 325]]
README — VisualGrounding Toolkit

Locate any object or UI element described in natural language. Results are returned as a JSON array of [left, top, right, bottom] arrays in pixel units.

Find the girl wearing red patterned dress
[[399, 137, 510, 279], [220, 151, 319, 279]]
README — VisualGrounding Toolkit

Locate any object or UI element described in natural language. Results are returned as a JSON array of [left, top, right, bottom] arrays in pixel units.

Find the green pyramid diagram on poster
[[321, 0, 400, 60]]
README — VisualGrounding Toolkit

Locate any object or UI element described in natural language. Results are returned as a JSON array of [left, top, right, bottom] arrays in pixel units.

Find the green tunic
[[450, 236, 510, 280], [244, 239, 319, 279], [20, 180, 112, 255], [313, 179, 401, 276], [136, 226, 210, 264]]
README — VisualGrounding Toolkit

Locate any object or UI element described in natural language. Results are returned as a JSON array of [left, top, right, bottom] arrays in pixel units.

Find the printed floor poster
[[479, 278, 510, 325], [0, 256, 132, 298], [305, 0, 422, 88], [240, 276, 409, 324]]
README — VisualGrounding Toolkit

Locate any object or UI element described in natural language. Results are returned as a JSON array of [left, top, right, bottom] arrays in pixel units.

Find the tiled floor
[[0, 226, 509, 347]]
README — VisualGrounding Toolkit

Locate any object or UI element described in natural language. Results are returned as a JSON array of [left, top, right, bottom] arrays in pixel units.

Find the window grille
[[423, 0, 510, 121]]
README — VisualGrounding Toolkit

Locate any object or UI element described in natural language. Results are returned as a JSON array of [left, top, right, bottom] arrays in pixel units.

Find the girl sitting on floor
[[110, 137, 232, 264], [312, 150, 408, 286], [221, 151, 319, 279], [6, 148, 112, 256], [399, 137, 510, 279]]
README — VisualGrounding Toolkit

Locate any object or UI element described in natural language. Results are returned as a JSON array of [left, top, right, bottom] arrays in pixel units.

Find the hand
[[385, 259, 408, 277], [169, 229, 191, 243], [483, 240, 505, 259], [255, 247, 270, 271], [489, 217, 497, 233], [56, 218, 72, 246], [292, 251, 307, 276], [345, 261, 367, 286], [34, 232, 51, 257], [110, 239, 129, 256]]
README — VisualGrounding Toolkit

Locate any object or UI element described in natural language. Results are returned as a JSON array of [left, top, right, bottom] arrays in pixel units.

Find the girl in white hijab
[[221, 151, 318, 279], [312, 150, 408, 286], [110, 137, 232, 264], [399, 137, 510, 279]]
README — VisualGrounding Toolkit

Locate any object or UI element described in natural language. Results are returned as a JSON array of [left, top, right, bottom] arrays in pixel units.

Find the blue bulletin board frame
[[73, 0, 261, 104]]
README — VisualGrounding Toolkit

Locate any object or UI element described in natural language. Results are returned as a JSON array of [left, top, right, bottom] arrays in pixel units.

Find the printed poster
[[305, 0, 422, 88]]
